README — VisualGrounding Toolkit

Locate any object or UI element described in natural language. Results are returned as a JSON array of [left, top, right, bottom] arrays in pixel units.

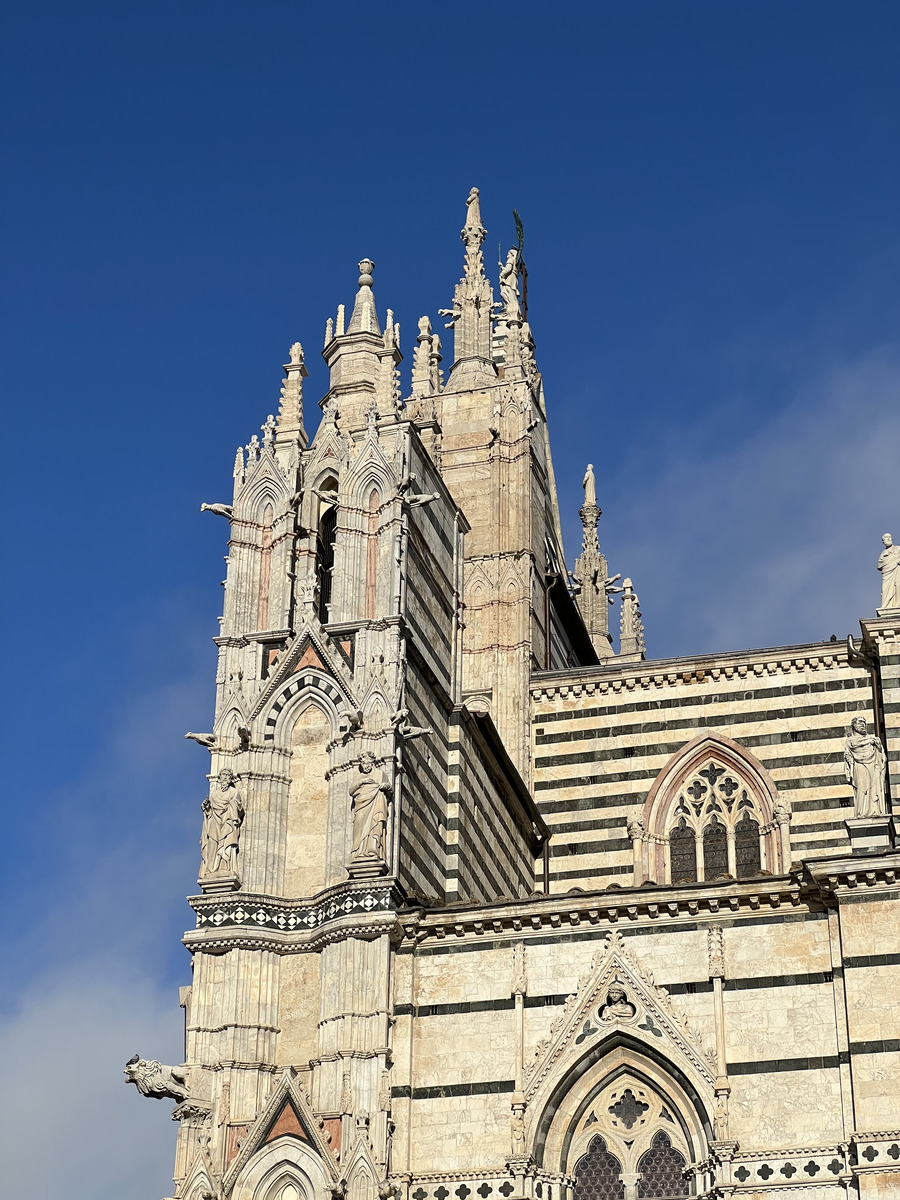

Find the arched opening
[[258, 502, 274, 629], [285, 702, 330, 896], [574, 1134, 625, 1200], [636, 1132, 688, 1198], [668, 819, 696, 884], [702, 817, 728, 881], [365, 487, 379, 620], [315, 477, 338, 624], [643, 735, 783, 883], [735, 812, 761, 877]]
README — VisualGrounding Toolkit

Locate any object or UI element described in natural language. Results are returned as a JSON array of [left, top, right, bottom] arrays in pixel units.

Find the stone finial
[[619, 578, 646, 660], [233, 446, 245, 480], [277, 341, 309, 447], [411, 316, 440, 400], [261, 414, 276, 450], [348, 259, 381, 335], [440, 187, 495, 371], [878, 532, 900, 611]]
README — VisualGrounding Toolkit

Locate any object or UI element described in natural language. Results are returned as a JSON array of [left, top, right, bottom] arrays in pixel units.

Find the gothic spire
[[347, 258, 381, 335], [275, 341, 309, 450], [440, 187, 495, 377]]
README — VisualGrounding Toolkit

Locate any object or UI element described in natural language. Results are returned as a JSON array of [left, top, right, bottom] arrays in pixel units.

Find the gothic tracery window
[[665, 757, 769, 883], [571, 1077, 693, 1200], [636, 1132, 689, 1198], [574, 1134, 625, 1200]]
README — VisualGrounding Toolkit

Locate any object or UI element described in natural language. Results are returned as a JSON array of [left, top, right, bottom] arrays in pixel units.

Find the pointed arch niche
[[539, 1041, 706, 1200], [641, 734, 784, 885]]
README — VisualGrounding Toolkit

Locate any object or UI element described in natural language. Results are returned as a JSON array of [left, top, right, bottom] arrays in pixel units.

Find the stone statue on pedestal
[[499, 248, 521, 320], [349, 752, 391, 867], [878, 532, 900, 610], [582, 463, 597, 508], [200, 768, 245, 878], [844, 717, 887, 817]]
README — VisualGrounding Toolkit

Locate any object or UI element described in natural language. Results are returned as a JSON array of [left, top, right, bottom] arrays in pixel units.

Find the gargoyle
[[200, 503, 234, 518], [185, 732, 216, 748], [124, 1055, 190, 1101]]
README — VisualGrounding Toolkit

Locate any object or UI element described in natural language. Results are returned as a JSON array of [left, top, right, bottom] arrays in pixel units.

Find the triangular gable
[[264, 1096, 308, 1144], [236, 444, 290, 504], [250, 623, 355, 724], [523, 932, 716, 1106], [223, 1070, 339, 1196]]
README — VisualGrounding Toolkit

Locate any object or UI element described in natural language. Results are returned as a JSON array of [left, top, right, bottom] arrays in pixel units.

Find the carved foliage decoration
[[524, 932, 716, 1106]]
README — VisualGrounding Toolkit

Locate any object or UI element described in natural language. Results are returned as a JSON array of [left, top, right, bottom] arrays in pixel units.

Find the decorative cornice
[[531, 639, 861, 700]]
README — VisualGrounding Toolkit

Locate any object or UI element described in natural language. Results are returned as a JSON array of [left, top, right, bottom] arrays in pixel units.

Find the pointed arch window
[[574, 1134, 625, 1200], [314, 477, 339, 624], [636, 1131, 689, 1198], [258, 502, 274, 629], [669, 819, 697, 885], [656, 751, 777, 884], [702, 817, 728, 881], [568, 1075, 695, 1200], [365, 488, 380, 620]]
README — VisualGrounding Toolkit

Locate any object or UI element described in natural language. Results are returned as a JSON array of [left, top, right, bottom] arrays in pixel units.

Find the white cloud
[[0, 662, 209, 1199], [0, 970, 183, 1200], [594, 346, 900, 656]]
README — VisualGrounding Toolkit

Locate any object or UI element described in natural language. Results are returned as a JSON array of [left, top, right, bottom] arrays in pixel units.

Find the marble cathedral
[[129, 190, 900, 1200]]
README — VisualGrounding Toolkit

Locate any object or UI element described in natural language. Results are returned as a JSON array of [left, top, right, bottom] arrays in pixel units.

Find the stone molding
[[531, 640, 858, 701]]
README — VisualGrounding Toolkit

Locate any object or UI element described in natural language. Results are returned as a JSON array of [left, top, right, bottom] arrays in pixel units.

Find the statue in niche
[[582, 464, 597, 508], [844, 717, 887, 818], [349, 752, 391, 865], [124, 1055, 189, 1101], [200, 768, 245, 878], [599, 985, 636, 1022], [878, 532, 900, 610], [511, 1104, 527, 1155], [499, 247, 521, 320], [713, 1091, 729, 1141]]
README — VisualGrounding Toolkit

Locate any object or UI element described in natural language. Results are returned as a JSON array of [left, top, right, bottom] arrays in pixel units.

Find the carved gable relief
[[640, 734, 784, 885], [224, 1072, 339, 1200], [525, 933, 715, 1174]]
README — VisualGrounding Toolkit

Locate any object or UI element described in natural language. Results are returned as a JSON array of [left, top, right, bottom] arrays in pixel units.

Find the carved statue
[[288, 341, 304, 365], [599, 985, 636, 1022], [200, 503, 234, 518], [713, 1091, 729, 1141], [124, 1055, 189, 1101], [185, 732, 216, 748], [582, 464, 597, 509], [499, 247, 521, 319], [349, 752, 391, 864], [878, 532, 900, 610], [844, 717, 887, 817], [200, 768, 245, 877], [511, 1105, 526, 1155]]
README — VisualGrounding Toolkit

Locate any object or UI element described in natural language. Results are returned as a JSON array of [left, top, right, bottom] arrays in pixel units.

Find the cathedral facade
[[130, 190, 900, 1200]]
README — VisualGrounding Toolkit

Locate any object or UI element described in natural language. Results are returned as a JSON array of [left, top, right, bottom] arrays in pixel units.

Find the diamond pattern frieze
[[192, 886, 395, 933]]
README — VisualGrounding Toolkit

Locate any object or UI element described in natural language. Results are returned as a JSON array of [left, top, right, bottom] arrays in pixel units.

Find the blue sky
[[1, 3, 899, 1196]]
